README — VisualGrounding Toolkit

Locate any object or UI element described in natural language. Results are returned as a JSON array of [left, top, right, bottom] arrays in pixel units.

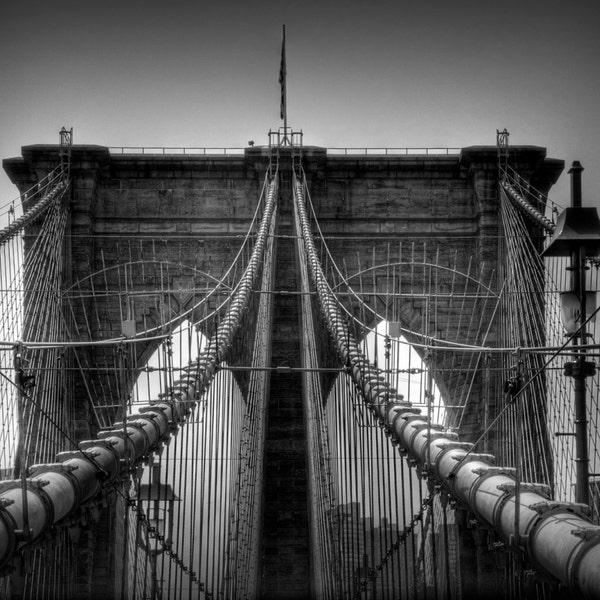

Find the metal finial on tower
[[59, 126, 73, 176], [496, 128, 509, 169]]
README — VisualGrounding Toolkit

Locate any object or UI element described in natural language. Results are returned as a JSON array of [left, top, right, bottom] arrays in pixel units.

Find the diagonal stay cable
[[293, 168, 600, 600], [0, 171, 279, 574]]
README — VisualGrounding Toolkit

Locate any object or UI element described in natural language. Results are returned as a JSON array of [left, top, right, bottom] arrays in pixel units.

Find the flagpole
[[283, 25, 287, 139], [279, 25, 287, 144]]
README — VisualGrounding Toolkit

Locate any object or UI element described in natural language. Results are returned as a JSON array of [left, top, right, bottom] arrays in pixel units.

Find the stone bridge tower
[[3, 140, 562, 598]]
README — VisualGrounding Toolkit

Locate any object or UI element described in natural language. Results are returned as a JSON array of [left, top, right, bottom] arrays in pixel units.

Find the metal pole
[[574, 244, 590, 506], [569, 161, 590, 505], [571, 161, 583, 208], [281, 25, 288, 145]]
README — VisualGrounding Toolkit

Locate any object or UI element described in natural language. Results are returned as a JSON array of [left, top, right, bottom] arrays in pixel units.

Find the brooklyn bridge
[[0, 127, 599, 599]]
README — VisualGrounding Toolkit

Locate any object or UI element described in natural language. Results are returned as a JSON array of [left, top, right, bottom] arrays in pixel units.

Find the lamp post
[[542, 161, 600, 506]]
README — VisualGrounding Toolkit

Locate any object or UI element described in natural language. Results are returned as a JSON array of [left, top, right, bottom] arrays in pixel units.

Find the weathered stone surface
[[3, 141, 563, 596]]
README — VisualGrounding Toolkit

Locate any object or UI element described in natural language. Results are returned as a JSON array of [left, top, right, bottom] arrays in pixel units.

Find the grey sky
[[1, 0, 598, 206]]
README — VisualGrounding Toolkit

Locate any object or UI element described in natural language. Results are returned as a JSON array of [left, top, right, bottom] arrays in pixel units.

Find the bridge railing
[[107, 146, 462, 156], [326, 147, 461, 155], [108, 147, 246, 155]]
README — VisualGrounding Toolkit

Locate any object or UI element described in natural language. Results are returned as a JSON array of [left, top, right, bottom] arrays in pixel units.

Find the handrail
[[108, 147, 246, 156], [107, 146, 462, 157], [326, 147, 461, 156]]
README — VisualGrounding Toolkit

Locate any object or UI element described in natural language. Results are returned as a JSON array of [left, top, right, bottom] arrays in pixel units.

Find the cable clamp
[[451, 452, 495, 463], [29, 463, 79, 476], [31, 479, 49, 489], [571, 526, 600, 541], [497, 482, 552, 499], [528, 501, 590, 516], [436, 441, 473, 452], [15, 529, 33, 542], [471, 466, 516, 477]]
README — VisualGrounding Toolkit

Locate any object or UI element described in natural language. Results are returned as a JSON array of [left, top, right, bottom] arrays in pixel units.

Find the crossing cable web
[[0, 163, 279, 599], [293, 183, 341, 599], [57, 170, 272, 432], [294, 166, 600, 600], [293, 170, 459, 599], [294, 166, 506, 444], [497, 171, 555, 488], [114, 172, 278, 600], [500, 164, 600, 510], [2, 138, 600, 599], [0, 164, 72, 598], [0, 166, 70, 477]]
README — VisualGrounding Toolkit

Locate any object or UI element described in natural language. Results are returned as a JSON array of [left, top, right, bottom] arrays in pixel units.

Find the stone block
[[139, 221, 177, 233]]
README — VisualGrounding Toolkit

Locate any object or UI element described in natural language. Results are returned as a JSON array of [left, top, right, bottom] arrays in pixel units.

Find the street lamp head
[[542, 207, 600, 257], [560, 291, 597, 333]]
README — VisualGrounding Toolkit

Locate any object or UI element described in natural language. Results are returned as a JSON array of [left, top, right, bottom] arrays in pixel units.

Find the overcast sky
[[1, 0, 598, 207]]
